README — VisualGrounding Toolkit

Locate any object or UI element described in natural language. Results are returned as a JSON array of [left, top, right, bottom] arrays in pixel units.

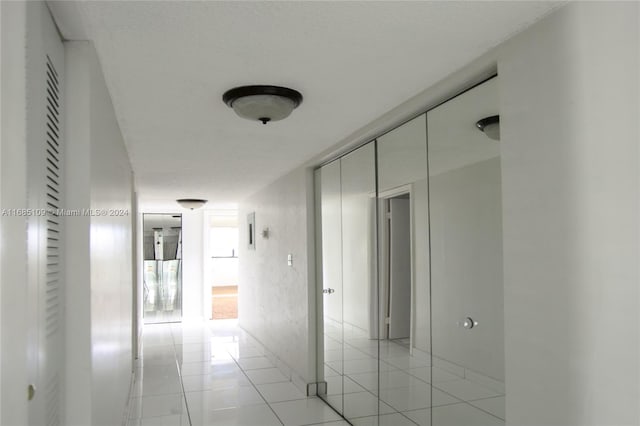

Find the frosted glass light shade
[[223, 85, 303, 124], [482, 122, 500, 141], [476, 115, 500, 141], [231, 94, 296, 123]]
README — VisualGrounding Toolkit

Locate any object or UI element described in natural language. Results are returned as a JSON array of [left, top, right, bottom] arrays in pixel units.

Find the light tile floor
[[127, 320, 348, 426]]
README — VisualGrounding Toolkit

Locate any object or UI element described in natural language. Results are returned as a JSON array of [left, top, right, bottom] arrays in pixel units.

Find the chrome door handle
[[322, 288, 335, 294], [458, 317, 478, 329]]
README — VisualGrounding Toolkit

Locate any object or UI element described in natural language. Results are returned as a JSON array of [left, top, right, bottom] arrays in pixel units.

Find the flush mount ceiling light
[[176, 199, 207, 210], [475, 115, 500, 141], [222, 85, 303, 124]]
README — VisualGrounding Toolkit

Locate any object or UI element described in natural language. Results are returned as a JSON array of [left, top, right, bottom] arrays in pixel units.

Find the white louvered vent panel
[[45, 373, 61, 426], [45, 55, 61, 344]]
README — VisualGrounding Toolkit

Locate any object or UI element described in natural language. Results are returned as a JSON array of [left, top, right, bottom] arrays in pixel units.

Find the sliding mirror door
[[376, 114, 432, 425], [427, 77, 505, 425], [143, 213, 183, 324], [316, 142, 379, 421], [339, 142, 380, 422], [317, 160, 345, 415]]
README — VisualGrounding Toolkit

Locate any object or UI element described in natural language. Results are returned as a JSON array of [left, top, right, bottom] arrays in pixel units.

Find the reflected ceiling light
[[176, 199, 207, 210], [475, 115, 500, 141], [223, 85, 303, 124]]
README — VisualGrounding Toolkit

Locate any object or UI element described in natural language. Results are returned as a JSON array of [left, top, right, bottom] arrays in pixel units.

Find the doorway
[[384, 194, 412, 343], [206, 211, 239, 320], [142, 213, 183, 324]]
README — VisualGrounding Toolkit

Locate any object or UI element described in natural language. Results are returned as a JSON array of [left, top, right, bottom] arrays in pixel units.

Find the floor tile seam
[[346, 372, 430, 391], [183, 398, 269, 412], [172, 330, 193, 426], [240, 365, 279, 372], [129, 411, 185, 421], [429, 382, 503, 403], [400, 396, 493, 415], [378, 389, 469, 413], [132, 389, 187, 398], [464, 398, 506, 421], [316, 394, 352, 426], [210, 323, 287, 426], [347, 410, 420, 425]]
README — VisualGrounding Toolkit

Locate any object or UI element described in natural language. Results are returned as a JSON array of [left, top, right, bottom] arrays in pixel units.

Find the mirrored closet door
[[427, 77, 505, 425], [316, 142, 379, 422], [316, 76, 503, 426], [376, 114, 432, 425]]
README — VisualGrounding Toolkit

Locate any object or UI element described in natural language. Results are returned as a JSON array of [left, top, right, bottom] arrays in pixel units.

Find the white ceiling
[[53, 1, 563, 209]]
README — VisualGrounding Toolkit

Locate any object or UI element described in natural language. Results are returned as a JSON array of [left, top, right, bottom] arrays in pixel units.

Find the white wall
[[341, 143, 376, 334], [0, 2, 30, 425], [64, 41, 134, 426], [182, 209, 205, 320], [239, 167, 316, 391], [430, 158, 504, 381], [498, 2, 639, 424]]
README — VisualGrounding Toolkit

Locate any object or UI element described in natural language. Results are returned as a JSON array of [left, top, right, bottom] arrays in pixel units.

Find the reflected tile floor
[[321, 323, 506, 425], [127, 320, 347, 426]]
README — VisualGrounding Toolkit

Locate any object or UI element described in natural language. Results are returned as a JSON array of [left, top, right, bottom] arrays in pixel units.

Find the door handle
[[458, 317, 478, 329], [322, 288, 335, 294]]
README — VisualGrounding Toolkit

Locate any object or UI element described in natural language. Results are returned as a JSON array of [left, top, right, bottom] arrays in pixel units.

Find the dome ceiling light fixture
[[222, 85, 303, 125], [475, 115, 500, 141], [176, 199, 207, 210]]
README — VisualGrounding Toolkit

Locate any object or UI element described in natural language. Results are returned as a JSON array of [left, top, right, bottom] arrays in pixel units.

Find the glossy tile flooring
[[321, 322, 505, 425], [127, 320, 348, 426]]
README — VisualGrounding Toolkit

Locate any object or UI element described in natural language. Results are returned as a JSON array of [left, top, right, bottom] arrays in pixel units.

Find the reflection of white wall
[[412, 178, 430, 352], [182, 209, 204, 319], [430, 158, 504, 381], [378, 115, 427, 193], [209, 226, 239, 287], [318, 161, 343, 324], [341, 143, 376, 335]]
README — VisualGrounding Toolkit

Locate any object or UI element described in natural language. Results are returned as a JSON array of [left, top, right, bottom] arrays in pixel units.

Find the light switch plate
[[287, 254, 293, 266]]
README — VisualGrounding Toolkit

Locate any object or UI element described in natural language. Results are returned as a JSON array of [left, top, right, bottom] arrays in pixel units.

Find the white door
[[25, 2, 65, 425], [388, 198, 411, 339]]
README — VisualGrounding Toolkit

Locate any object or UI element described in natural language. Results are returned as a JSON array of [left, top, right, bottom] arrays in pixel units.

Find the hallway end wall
[[239, 167, 317, 392], [64, 41, 134, 426]]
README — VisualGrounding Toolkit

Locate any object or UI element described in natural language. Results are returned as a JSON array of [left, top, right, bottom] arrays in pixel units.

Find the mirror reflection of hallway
[[143, 213, 183, 324]]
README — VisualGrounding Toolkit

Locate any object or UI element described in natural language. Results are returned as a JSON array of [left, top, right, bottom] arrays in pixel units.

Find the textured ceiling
[[58, 1, 563, 209]]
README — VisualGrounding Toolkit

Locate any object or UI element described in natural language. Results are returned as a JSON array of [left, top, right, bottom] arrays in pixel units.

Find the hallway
[[127, 321, 346, 426]]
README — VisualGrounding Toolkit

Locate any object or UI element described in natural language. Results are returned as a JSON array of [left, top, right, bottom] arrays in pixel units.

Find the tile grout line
[[207, 322, 287, 426], [172, 327, 193, 426]]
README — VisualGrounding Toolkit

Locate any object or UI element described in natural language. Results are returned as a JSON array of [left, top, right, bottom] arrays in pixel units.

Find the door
[[316, 142, 379, 421], [316, 160, 344, 414], [427, 77, 505, 425], [25, 2, 66, 424], [339, 143, 378, 422]]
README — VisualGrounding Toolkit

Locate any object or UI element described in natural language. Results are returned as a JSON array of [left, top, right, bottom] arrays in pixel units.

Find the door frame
[[377, 184, 415, 351]]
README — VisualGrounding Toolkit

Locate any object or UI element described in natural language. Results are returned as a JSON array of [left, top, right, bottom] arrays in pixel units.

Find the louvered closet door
[[25, 3, 65, 425]]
